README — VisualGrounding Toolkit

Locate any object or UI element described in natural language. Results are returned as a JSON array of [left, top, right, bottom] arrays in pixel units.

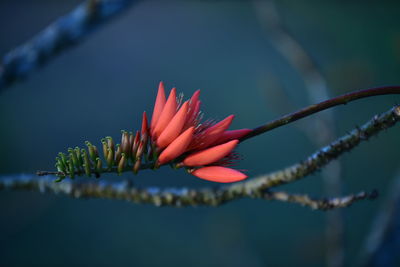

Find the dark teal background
[[0, 1, 399, 266]]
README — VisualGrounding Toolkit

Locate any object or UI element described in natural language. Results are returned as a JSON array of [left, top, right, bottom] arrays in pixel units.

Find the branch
[[254, 1, 344, 263], [2, 106, 399, 208], [241, 86, 400, 141], [358, 170, 400, 266], [263, 190, 377, 211], [0, 174, 376, 210], [0, 0, 137, 91], [235, 105, 400, 192]]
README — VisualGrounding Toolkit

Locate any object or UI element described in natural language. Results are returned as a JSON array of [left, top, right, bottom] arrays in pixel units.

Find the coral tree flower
[[150, 82, 251, 183]]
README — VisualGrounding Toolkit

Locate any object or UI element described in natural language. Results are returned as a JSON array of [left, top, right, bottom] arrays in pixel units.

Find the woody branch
[[2, 105, 399, 209], [0, 0, 137, 91]]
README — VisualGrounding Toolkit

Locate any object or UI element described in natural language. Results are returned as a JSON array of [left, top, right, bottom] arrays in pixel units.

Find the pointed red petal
[[214, 129, 252, 145], [186, 90, 200, 121], [153, 88, 177, 138], [191, 115, 235, 150], [158, 127, 194, 165], [183, 140, 239, 166], [191, 166, 247, 183], [150, 82, 166, 132], [185, 100, 201, 129], [131, 131, 140, 157], [141, 111, 149, 136], [157, 101, 189, 148]]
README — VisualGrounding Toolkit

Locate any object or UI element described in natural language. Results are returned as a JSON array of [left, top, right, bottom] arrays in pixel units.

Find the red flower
[[149, 82, 251, 183]]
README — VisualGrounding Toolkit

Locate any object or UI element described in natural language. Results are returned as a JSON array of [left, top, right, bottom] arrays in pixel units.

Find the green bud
[[115, 144, 122, 163], [68, 159, 75, 179], [58, 152, 68, 168], [75, 147, 83, 166], [86, 141, 97, 161], [95, 157, 103, 173], [106, 137, 115, 153], [106, 148, 114, 169], [81, 149, 91, 177], [118, 153, 127, 175], [56, 161, 66, 174], [69, 150, 79, 170], [101, 139, 109, 160]]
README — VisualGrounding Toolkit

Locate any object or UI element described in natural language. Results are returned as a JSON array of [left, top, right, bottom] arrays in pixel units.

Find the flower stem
[[241, 86, 400, 141]]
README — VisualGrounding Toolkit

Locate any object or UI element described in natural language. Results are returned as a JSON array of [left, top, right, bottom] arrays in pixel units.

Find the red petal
[[184, 100, 201, 131], [214, 129, 252, 145], [191, 166, 247, 183], [186, 90, 200, 121], [191, 115, 234, 150], [141, 111, 149, 136], [183, 140, 239, 166], [158, 127, 194, 165], [157, 101, 189, 148], [153, 88, 177, 138], [131, 131, 140, 157], [150, 82, 166, 132]]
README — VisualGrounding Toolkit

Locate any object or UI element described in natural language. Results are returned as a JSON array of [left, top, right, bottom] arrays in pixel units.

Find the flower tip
[[142, 111, 148, 134], [153, 87, 178, 138], [183, 139, 239, 167], [158, 126, 195, 165], [151, 82, 167, 131], [191, 166, 247, 183], [156, 101, 190, 148]]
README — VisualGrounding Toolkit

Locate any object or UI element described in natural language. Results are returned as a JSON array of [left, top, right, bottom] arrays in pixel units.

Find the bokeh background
[[0, 1, 400, 266]]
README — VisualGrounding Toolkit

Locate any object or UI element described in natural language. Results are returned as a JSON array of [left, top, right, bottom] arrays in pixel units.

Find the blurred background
[[0, 0, 399, 266]]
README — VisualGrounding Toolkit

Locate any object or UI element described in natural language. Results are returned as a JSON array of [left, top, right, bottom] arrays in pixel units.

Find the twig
[[236, 105, 400, 192], [38, 87, 400, 178], [4, 106, 400, 208], [358, 170, 400, 266], [0, 0, 137, 91], [263, 190, 377, 211], [253, 1, 343, 265], [241, 86, 400, 141], [0, 174, 377, 210]]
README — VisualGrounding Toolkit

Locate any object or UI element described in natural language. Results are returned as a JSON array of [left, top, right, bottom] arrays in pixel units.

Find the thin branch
[[4, 106, 400, 208], [0, 0, 137, 91], [253, 1, 343, 265], [358, 170, 400, 266], [0, 174, 377, 210], [37, 87, 400, 178], [241, 86, 400, 141], [235, 105, 400, 192], [263, 190, 377, 211]]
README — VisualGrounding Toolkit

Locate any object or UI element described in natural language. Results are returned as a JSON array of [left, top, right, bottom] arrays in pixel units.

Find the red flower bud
[[157, 101, 189, 149], [150, 81, 166, 132], [191, 166, 247, 183], [183, 140, 238, 167], [153, 88, 177, 138], [158, 127, 194, 165]]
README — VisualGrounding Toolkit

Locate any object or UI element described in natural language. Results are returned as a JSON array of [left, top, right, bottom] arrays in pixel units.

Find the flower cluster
[[149, 82, 250, 182], [53, 82, 251, 183]]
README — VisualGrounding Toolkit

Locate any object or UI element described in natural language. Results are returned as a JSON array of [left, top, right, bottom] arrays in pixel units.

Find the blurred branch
[[0, 175, 377, 210], [2, 106, 400, 208], [358, 170, 400, 266], [0, 0, 137, 91], [263, 190, 377, 211], [253, 1, 343, 265]]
